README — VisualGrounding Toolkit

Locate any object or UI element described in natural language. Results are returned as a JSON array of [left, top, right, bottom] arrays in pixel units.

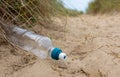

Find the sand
[[0, 14, 120, 77]]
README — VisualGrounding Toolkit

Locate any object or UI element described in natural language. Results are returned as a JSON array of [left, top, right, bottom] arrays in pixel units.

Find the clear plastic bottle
[[9, 26, 66, 60]]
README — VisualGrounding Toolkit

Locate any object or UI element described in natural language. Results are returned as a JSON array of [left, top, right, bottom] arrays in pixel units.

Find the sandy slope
[[0, 14, 120, 77]]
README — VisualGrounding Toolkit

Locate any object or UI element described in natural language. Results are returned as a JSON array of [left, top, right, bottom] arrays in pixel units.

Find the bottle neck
[[48, 47, 54, 56]]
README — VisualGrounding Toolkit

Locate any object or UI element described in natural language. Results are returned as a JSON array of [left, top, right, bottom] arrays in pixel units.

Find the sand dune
[[0, 14, 120, 77]]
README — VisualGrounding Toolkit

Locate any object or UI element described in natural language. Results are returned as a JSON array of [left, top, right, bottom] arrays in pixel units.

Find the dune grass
[[87, 0, 120, 14], [0, 0, 53, 26], [0, 0, 82, 28], [51, 0, 82, 16]]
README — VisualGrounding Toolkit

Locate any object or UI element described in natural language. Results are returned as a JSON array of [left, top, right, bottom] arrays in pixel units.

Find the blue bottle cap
[[51, 48, 62, 60]]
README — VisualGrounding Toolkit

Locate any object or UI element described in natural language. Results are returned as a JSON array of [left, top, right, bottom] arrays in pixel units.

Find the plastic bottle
[[10, 26, 67, 60]]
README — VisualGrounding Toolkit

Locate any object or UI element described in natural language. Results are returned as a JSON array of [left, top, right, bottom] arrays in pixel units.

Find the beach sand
[[0, 14, 120, 77]]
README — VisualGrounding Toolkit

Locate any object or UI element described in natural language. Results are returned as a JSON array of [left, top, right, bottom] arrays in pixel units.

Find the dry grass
[[0, 0, 82, 29], [87, 0, 120, 14], [0, 0, 55, 28]]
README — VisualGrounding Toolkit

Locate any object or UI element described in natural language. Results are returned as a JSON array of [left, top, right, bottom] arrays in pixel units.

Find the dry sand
[[0, 14, 120, 77]]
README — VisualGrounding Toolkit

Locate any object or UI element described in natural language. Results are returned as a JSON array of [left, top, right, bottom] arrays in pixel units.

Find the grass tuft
[[87, 0, 120, 14]]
